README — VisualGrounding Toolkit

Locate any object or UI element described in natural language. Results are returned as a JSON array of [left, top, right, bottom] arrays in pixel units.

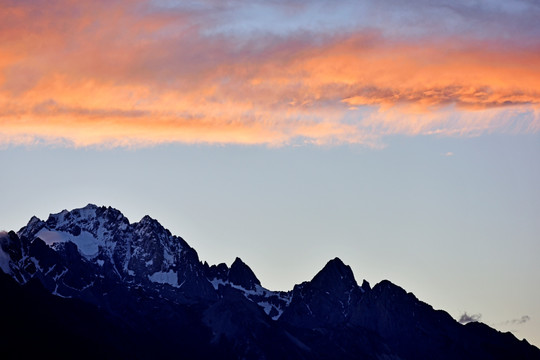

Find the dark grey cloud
[[458, 312, 482, 324]]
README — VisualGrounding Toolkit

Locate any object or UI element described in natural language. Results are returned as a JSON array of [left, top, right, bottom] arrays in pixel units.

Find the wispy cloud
[[499, 315, 531, 326], [459, 312, 532, 327], [458, 312, 482, 324], [1, 0, 539, 147]]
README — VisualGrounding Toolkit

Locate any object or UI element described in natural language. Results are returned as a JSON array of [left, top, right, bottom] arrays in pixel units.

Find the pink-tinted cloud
[[0, 0, 539, 147]]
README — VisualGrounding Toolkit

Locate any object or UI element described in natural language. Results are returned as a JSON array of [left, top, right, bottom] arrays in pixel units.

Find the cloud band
[[1, 0, 539, 147]]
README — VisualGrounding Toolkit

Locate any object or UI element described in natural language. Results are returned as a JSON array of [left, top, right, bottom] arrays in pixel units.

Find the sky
[[1, 0, 539, 346]]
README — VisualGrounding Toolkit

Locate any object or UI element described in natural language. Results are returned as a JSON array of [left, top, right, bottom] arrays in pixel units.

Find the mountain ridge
[[1, 204, 539, 359]]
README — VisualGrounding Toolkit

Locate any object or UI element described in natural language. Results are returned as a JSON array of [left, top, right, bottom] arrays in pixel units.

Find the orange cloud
[[0, 1, 539, 147]]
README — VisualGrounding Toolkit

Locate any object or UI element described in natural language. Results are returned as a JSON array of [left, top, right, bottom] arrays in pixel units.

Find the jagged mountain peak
[[372, 279, 409, 298], [310, 257, 358, 290], [19, 205, 176, 245], [20, 204, 129, 237], [279, 258, 365, 328], [231, 256, 245, 266], [134, 214, 171, 237], [204, 257, 262, 291], [26, 215, 42, 228], [11, 205, 199, 296], [361, 279, 371, 292], [138, 214, 158, 225], [229, 257, 261, 290], [82, 203, 99, 209]]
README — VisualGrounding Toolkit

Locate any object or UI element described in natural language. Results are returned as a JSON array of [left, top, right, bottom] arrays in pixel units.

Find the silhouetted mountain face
[[1, 205, 539, 360]]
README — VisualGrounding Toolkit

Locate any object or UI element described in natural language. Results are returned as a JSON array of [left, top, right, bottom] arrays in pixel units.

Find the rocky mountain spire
[[228, 257, 261, 290]]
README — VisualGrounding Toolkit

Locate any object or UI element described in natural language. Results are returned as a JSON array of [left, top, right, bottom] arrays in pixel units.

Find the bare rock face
[[280, 257, 364, 328], [228, 257, 261, 290]]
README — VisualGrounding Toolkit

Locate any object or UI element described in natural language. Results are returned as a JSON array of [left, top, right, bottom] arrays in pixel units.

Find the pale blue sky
[[1, 133, 539, 345]]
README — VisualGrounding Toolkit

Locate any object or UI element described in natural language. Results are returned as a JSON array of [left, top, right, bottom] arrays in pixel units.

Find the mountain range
[[1, 204, 539, 359]]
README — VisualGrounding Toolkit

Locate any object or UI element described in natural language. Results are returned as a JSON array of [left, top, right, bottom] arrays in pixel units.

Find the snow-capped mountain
[[2, 204, 289, 314], [4, 205, 210, 302], [1, 204, 539, 360]]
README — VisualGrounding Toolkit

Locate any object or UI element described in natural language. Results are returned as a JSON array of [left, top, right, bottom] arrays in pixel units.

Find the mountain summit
[[1, 205, 539, 359], [311, 257, 358, 290]]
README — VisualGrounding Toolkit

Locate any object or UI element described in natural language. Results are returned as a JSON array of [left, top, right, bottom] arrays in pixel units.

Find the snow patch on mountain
[[36, 228, 100, 259], [258, 301, 273, 314], [210, 277, 291, 319], [148, 270, 178, 287], [209, 278, 267, 296], [209, 277, 226, 290]]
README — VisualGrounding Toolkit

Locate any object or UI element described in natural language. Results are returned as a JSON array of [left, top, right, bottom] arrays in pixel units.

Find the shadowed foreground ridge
[[1, 204, 539, 359]]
